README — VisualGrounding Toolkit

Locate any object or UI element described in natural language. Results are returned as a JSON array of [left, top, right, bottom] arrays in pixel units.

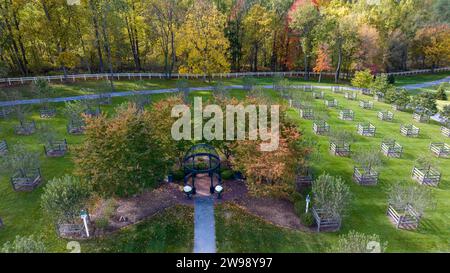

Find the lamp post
[[215, 185, 223, 199], [183, 185, 193, 199], [306, 194, 311, 214], [80, 210, 90, 238]]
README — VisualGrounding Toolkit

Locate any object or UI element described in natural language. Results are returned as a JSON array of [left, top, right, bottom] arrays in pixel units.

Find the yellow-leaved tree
[[177, 0, 230, 80]]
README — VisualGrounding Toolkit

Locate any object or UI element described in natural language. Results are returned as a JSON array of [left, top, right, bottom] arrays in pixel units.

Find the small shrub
[[300, 211, 314, 227], [312, 173, 351, 219], [435, 83, 448, 101], [0, 235, 46, 253], [387, 182, 436, 216], [411, 92, 438, 114], [96, 198, 117, 230], [221, 169, 234, 180], [96, 217, 109, 230], [370, 75, 392, 95], [351, 69, 373, 88], [172, 169, 185, 181], [329, 231, 387, 253], [41, 175, 92, 224], [294, 192, 314, 227], [441, 105, 450, 120], [387, 74, 395, 84]]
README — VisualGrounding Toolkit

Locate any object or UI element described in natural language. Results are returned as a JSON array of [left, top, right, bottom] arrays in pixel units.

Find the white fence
[[1, 67, 448, 85]]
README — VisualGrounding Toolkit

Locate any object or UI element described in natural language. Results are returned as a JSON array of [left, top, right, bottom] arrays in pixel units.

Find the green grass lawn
[[1, 77, 449, 253], [393, 71, 450, 87], [215, 86, 450, 253], [0, 93, 185, 252], [82, 206, 194, 253]]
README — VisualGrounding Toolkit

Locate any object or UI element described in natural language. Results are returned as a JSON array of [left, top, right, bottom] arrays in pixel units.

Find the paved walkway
[[402, 76, 450, 90], [193, 196, 216, 253]]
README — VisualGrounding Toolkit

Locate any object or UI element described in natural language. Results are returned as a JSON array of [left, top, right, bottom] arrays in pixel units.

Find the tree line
[[0, 0, 449, 79]]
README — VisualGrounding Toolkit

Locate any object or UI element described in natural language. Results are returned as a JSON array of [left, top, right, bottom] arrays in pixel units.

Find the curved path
[[1, 77, 448, 107], [402, 76, 450, 90]]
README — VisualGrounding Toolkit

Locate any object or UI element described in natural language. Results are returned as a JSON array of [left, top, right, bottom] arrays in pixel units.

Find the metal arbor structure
[[183, 144, 222, 197]]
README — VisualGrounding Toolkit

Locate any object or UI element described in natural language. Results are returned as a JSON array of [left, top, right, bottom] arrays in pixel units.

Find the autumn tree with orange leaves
[[313, 44, 332, 82], [230, 97, 309, 199]]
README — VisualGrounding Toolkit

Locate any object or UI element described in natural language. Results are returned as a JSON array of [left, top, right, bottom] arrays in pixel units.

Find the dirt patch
[[90, 183, 189, 235], [234, 197, 305, 230], [89, 178, 306, 235]]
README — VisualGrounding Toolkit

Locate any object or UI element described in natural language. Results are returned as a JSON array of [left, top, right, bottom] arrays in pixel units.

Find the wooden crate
[[10, 169, 42, 192], [413, 113, 430, 123], [339, 109, 354, 121], [313, 121, 330, 135], [441, 126, 450, 138], [67, 119, 85, 135], [300, 108, 314, 120], [374, 93, 384, 102], [357, 123, 376, 137], [303, 85, 313, 92], [332, 86, 343, 94], [400, 124, 420, 137], [313, 91, 324, 99], [312, 207, 341, 232], [40, 108, 56, 118], [0, 140, 8, 155], [295, 167, 313, 189], [387, 204, 421, 230], [0, 107, 13, 119], [344, 92, 357, 100], [44, 139, 68, 157], [359, 100, 374, 109], [325, 99, 338, 108], [429, 143, 449, 158], [330, 142, 351, 157], [14, 121, 36, 136], [381, 140, 403, 158], [378, 111, 394, 121], [353, 167, 379, 186], [83, 107, 101, 117], [392, 104, 405, 111], [57, 222, 90, 239], [411, 167, 441, 187], [361, 88, 372, 96]]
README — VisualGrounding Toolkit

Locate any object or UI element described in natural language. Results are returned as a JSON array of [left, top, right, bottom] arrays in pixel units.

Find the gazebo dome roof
[[183, 144, 220, 174]]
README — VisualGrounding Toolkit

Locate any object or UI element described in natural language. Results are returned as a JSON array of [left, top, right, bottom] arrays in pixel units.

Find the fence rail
[[1, 67, 449, 85]]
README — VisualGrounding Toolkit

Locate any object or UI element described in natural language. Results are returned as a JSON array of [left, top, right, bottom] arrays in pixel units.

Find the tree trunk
[[89, 0, 104, 73], [270, 30, 278, 71], [335, 40, 342, 83], [304, 53, 309, 80]]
